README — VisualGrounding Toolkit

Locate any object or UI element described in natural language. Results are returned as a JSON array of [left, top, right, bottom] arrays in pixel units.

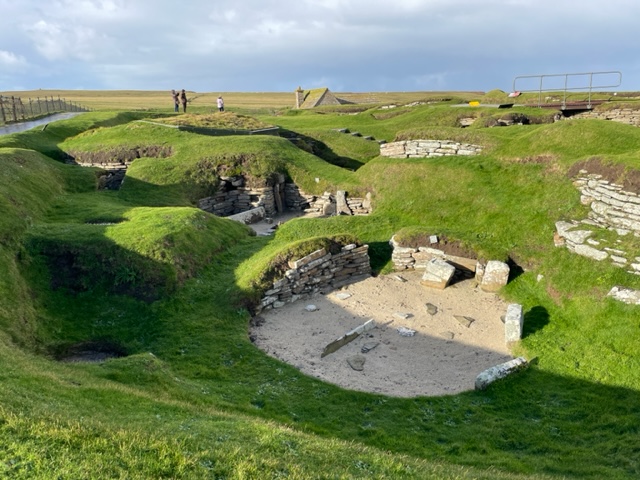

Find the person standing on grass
[[180, 89, 188, 112], [171, 89, 179, 112], [217, 96, 224, 112]]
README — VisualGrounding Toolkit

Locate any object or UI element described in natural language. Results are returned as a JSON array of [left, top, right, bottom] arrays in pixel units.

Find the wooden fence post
[[0, 97, 6, 124], [18, 98, 26, 121], [11, 96, 18, 122]]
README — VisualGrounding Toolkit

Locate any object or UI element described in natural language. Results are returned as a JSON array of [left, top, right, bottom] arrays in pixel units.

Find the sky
[[1, 0, 639, 93]]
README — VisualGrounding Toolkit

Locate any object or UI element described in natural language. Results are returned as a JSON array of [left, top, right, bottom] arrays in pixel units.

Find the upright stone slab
[[336, 190, 352, 215], [421, 258, 455, 290], [504, 303, 524, 344], [480, 260, 510, 292]]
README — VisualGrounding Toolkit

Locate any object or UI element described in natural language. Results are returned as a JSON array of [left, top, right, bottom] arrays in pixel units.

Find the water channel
[[0, 112, 82, 136]]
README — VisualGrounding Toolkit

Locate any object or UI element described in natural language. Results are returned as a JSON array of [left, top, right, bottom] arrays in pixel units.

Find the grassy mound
[[157, 112, 274, 130]]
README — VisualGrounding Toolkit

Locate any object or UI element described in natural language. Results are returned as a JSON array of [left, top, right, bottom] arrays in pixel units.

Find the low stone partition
[[380, 140, 482, 158], [256, 244, 371, 313]]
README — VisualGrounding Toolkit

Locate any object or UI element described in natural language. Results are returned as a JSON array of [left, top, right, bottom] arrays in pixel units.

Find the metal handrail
[[512, 71, 622, 108]]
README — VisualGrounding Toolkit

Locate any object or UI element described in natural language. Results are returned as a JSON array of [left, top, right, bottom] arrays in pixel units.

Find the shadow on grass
[[279, 128, 365, 171], [523, 305, 550, 338]]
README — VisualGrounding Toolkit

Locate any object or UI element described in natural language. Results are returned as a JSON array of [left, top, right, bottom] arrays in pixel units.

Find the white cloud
[[2, 0, 640, 92], [26, 20, 112, 62], [0, 50, 27, 69]]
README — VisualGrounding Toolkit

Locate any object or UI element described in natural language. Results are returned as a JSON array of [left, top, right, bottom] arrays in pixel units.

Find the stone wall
[[380, 140, 483, 158], [566, 108, 640, 127], [284, 184, 372, 216], [574, 171, 640, 234], [197, 175, 285, 218], [553, 170, 640, 275], [389, 235, 510, 291], [389, 235, 477, 277], [256, 244, 371, 313]]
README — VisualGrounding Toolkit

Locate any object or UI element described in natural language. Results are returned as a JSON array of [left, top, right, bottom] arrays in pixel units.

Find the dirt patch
[[250, 271, 513, 397], [393, 232, 478, 260]]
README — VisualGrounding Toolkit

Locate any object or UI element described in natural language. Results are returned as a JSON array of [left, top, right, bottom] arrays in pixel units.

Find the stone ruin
[[389, 235, 510, 292], [255, 244, 372, 314], [198, 177, 373, 225], [554, 169, 640, 305]]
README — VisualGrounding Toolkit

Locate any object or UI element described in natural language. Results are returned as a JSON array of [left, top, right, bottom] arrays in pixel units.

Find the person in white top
[[217, 96, 224, 112]]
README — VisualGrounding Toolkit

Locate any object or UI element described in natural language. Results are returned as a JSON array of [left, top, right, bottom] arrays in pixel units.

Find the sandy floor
[[250, 270, 514, 397]]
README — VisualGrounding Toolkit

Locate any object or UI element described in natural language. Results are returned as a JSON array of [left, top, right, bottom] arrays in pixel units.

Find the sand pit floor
[[250, 271, 514, 397]]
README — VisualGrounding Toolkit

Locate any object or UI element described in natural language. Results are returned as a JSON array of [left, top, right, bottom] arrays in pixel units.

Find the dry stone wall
[[553, 170, 640, 276], [197, 175, 284, 218], [390, 235, 477, 277], [380, 140, 482, 158], [574, 171, 640, 235], [256, 244, 371, 313], [567, 108, 640, 127]]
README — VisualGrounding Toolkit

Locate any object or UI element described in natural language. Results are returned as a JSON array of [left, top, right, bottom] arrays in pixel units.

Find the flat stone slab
[[227, 206, 266, 225], [335, 293, 352, 300], [321, 319, 375, 358], [574, 244, 608, 261], [425, 303, 438, 315], [397, 326, 416, 337], [361, 342, 380, 353], [347, 355, 366, 371], [305, 304, 318, 312], [454, 315, 475, 328], [440, 331, 455, 340], [421, 258, 455, 290], [393, 312, 412, 320], [607, 286, 640, 305]]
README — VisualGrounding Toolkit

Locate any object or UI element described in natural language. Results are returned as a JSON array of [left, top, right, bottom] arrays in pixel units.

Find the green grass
[[1, 96, 640, 478]]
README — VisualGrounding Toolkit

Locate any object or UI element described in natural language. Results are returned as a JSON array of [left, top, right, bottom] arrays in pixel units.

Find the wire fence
[[0, 95, 90, 125]]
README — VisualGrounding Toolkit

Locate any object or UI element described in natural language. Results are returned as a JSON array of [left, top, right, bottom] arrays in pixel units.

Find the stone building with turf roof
[[295, 86, 345, 109]]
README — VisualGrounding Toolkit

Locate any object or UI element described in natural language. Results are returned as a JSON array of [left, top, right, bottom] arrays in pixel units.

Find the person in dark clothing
[[171, 89, 179, 112], [180, 89, 187, 113]]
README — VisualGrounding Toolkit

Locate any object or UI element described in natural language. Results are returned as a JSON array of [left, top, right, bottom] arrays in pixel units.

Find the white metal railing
[[512, 71, 622, 108]]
